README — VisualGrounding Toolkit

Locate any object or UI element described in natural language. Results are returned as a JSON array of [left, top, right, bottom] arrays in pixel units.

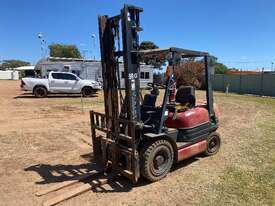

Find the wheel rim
[[37, 88, 45, 97], [208, 136, 219, 153], [150, 146, 171, 176], [83, 88, 92, 96]]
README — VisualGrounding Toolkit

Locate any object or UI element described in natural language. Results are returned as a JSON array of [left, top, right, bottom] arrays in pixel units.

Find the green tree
[[208, 56, 228, 74], [139, 41, 164, 67], [214, 63, 228, 74], [48, 44, 82, 58], [0, 60, 30, 70], [139, 41, 159, 50]]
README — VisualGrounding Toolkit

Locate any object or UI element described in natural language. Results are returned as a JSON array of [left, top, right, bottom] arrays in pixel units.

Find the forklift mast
[[95, 4, 143, 182], [98, 5, 143, 136], [121, 5, 143, 123]]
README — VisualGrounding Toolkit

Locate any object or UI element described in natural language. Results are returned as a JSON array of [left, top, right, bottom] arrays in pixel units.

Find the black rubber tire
[[33, 86, 47, 98], [82, 86, 94, 97], [140, 139, 174, 182], [204, 132, 221, 156]]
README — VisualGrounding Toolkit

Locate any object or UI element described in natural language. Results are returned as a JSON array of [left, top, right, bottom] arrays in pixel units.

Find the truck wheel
[[82, 86, 94, 97], [204, 132, 221, 156], [141, 139, 174, 182], [34, 86, 47, 98]]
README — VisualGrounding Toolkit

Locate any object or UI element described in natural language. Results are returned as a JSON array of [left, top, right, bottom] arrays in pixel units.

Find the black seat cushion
[[141, 94, 157, 123], [143, 94, 157, 107], [175, 86, 196, 107]]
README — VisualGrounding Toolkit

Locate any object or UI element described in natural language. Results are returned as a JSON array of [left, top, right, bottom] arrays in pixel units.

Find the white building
[[35, 57, 101, 80], [119, 64, 154, 88], [14, 65, 35, 78], [0, 70, 19, 80]]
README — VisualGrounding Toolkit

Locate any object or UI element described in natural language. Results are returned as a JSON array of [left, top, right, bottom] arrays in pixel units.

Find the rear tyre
[[141, 139, 174, 182], [82, 86, 95, 97], [204, 132, 221, 156], [33, 86, 47, 98]]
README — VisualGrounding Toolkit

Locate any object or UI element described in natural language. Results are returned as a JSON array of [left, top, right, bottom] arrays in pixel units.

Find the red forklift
[[90, 4, 221, 183]]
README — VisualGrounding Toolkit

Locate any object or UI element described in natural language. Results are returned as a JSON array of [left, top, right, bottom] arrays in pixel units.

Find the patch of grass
[[202, 145, 274, 205], [215, 91, 275, 108], [206, 166, 274, 206], [201, 93, 275, 206]]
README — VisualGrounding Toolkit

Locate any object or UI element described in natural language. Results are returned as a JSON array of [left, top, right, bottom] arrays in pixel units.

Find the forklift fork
[[90, 111, 140, 182]]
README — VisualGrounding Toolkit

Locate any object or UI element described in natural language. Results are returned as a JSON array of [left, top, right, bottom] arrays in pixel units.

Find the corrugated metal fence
[[212, 73, 275, 97]]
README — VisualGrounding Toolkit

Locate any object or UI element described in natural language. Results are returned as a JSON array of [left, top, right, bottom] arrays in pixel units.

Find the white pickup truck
[[21, 72, 102, 97]]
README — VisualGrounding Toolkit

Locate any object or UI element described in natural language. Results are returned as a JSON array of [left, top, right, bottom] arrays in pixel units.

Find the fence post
[[226, 83, 230, 95], [260, 67, 264, 96], [223, 74, 225, 92], [81, 92, 84, 113], [239, 69, 242, 94]]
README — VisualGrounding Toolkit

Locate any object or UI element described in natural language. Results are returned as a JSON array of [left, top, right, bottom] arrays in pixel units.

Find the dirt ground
[[0, 80, 274, 206]]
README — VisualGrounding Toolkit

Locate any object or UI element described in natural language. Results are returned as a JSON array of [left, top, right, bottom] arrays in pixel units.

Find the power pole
[[81, 50, 88, 59], [38, 32, 46, 58], [91, 34, 96, 60]]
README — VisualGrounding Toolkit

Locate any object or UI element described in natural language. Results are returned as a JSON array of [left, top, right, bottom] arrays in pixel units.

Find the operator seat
[[167, 86, 196, 118], [141, 93, 157, 122], [175, 86, 196, 107], [141, 84, 161, 123], [165, 86, 199, 128], [143, 94, 157, 107]]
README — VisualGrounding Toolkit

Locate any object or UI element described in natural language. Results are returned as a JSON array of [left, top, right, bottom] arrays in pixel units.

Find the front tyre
[[81, 86, 95, 97], [33, 86, 47, 98], [204, 132, 221, 156], [141, 139, 174, 182]]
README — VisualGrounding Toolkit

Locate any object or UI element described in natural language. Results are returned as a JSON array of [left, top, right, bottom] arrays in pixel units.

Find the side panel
[[48, 74, 67, 92], [164, 107, 210, 129], [177, 140, 207, 161]]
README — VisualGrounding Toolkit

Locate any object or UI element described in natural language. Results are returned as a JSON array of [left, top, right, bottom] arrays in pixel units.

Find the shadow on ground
[[14, 93, 98, 99], [24, 153, 203, 193]]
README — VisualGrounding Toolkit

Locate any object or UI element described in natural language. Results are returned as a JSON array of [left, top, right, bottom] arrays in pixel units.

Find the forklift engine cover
[[164, 106, 210, 129]]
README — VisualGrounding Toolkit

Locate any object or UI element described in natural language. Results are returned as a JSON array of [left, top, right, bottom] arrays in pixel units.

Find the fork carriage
[[90, 111, 141, 182]]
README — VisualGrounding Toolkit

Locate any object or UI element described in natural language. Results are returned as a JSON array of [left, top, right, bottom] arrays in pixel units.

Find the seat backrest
[[175, 86, 196, 107], [143, 94, 157, 107]]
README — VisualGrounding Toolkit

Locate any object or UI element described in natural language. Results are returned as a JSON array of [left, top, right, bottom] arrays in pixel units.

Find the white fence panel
[[0, 71, 19, 80]]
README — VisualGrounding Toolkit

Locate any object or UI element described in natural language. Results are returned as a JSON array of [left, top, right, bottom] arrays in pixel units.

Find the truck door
[[49, 73, 78, 93], [61, 73, 79, 92], [49, 73, 65, 92]]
